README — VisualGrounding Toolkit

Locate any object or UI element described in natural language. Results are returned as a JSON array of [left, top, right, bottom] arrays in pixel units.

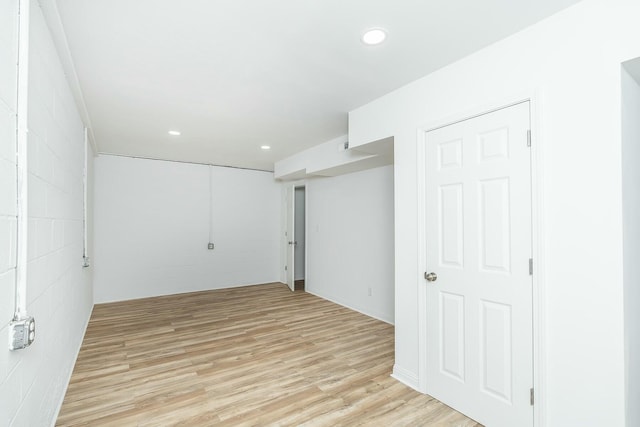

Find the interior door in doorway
[[423, 101, 533, 427], [294, 187, 306, 289], [286, 185, 295, 291]]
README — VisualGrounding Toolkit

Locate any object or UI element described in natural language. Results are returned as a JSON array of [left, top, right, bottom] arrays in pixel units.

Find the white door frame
[[284, 180, 307, 291], [293, 185, 307, 285], [416, 94, 546, 426]]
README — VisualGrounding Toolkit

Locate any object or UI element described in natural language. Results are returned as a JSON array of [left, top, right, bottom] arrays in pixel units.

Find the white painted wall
[[0, 2, 93, 426], [621, 64, 640, 427], [305, 166, 394, 323], [294, 187, 305, 280], [94, 155, 281, 303], [0, 0, 19, 348], [349, 0, 640, 425]]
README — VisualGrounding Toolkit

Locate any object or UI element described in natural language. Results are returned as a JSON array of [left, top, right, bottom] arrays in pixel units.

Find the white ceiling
[[53, 0, 581, 171]]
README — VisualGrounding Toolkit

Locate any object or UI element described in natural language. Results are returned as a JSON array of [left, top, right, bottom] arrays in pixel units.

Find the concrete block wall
[[0, 0, 21, 422], [0, 2, 93, 425]]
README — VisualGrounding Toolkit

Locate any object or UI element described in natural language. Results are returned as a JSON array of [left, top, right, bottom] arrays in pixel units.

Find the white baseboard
[[305, 289, 394, 325], [391, 364, 420, 391], [50, 304, 94, 427]]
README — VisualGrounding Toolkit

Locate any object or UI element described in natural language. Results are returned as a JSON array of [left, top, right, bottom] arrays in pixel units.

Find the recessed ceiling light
[[361, 28, 387, 45], [168, 130, 181, 136], [260, 145, 271, 150]]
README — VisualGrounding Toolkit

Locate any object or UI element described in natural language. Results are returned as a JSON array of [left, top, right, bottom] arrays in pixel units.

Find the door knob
[[424, 272, 438, 282]]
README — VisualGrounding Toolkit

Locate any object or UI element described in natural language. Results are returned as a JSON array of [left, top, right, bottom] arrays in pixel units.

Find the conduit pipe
[[208, 165, 214, 249], [14, 0, 30, 321], [82, 128, 90, 267]]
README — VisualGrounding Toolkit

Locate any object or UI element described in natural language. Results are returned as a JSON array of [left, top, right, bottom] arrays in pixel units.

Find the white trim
[[392, 364, 420, 390], [283, 180, 306, 291], [293, 184, 306, 283], [305, 289, 394, 325], [416, 127, 428, 393], [285, 184, 294, 291], [420, 95, 532, 134], [528, 92, 546, 427], [415, 92, 544, 427], [50, 305, 94, 427]]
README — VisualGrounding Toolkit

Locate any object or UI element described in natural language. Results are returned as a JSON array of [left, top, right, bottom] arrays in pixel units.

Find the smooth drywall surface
[[349, 0, 639, 425], [306, 165, 394, 323], [622, 64, 640, 427], [294, 187, 305, 280], [0, 4, 94, 426], [94, 155, 281, 303]]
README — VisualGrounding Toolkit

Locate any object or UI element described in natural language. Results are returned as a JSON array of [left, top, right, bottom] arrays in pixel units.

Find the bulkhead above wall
[[274, 135, 393, 181]]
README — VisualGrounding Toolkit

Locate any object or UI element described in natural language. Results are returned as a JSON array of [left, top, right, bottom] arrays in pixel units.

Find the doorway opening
[[294, 186, 306, 291], [418, 101, 534, 427], [286, 184, 306, 292], [621, 57, 640, 427]]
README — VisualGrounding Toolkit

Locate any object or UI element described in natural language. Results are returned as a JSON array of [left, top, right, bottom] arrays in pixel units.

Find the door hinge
[[529, 258, 533, 275], [530, 388, 535, 406], [527, 129, 532, 147]]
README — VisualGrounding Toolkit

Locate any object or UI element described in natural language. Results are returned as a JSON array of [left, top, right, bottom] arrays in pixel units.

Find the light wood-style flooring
[[57, 283, 481, 426]]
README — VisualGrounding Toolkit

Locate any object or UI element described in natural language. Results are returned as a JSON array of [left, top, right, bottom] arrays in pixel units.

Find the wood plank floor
[[57, 283, 482, 426]]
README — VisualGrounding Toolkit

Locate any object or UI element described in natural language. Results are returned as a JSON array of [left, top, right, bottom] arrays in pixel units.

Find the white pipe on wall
[[82, 128, 90, 267], [14, 0, 30, 320], [208, 165, 214, 246]]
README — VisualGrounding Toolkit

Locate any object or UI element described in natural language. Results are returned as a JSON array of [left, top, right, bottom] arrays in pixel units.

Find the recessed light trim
[[168, 130, 181, 136], [260, 145, 271, 150], [361, 28, 387, 45]]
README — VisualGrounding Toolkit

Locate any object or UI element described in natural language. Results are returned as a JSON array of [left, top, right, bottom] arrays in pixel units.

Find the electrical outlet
[[9, 316, 35, 351], [368, 287, 372, 296], [208, 243, 214, 250]]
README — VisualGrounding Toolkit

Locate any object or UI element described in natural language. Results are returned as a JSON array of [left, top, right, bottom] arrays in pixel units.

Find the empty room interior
[[1, 0, 640, 426]]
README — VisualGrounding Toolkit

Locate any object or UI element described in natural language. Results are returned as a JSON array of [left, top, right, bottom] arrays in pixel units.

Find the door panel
[[440, 184, 464, 267], [424, 102, 532, 427], [441, 291, 465, 382], [480, 300, 512, 402], [479, 177, 511, 273]]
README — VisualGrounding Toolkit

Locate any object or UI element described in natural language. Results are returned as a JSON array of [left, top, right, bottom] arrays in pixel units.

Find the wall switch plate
[[9, 316, 35, 351], [208, 243, 214, 250]]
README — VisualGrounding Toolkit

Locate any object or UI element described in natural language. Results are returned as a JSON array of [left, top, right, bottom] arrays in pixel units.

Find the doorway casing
[[284, 181, 307, 291], [412, 93, 545, 426]]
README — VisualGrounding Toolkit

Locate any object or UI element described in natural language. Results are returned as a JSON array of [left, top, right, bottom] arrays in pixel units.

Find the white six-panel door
[[424, 102, 533, 427]]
